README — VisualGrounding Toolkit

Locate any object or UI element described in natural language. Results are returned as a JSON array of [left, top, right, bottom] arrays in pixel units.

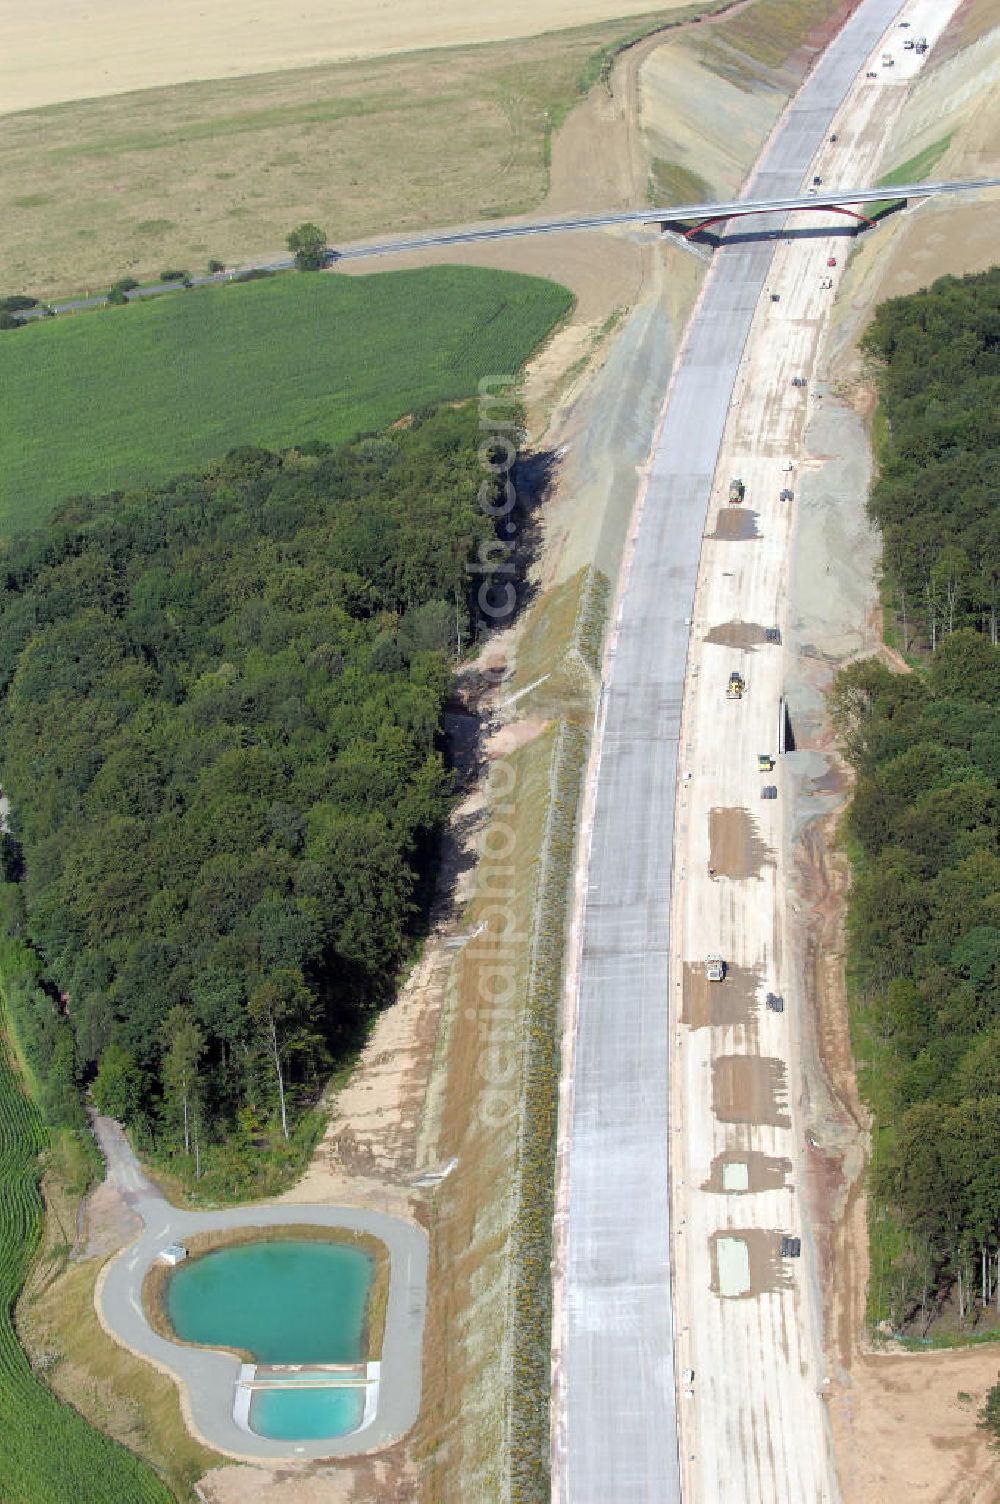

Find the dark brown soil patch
[[709, 807, 772, 878], [712, 508, 760, 542], [682, 961, 760, 1030], [704, 621, 769, 650], [703, 1150, 792, 1195], [713, 1055, 790, 1127]]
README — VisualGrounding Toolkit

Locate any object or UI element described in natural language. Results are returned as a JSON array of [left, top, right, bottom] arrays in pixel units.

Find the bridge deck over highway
[[332, 178, 999, 262]]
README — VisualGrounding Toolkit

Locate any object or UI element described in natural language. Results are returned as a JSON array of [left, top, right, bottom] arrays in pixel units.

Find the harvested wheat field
[[0, 0, 701, 113]]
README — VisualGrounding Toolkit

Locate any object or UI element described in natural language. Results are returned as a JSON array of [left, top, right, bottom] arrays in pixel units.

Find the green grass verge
[[878, 135, 953, 188], [867, 135, 953, 219], [648, 157, 712, 207], [0, 994, 175, 1504], [0, 266, 572, 531]]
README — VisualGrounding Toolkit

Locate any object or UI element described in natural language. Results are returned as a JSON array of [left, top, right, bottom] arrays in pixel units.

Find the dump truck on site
[[728, 478, 745, 504], [727, 671, 745, 700], [705, 955, 725, 982], [757, 753, 774, 772]]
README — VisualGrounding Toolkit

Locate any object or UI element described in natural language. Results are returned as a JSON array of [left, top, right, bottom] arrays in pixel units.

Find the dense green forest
[[861, 264, 1000, 653], [0, 403, 512, 1193], [836, 265, 1000, 1333]]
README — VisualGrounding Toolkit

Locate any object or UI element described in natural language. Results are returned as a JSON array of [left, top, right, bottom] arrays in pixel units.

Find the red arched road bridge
[[32, 178, 1000, 317], [323, 178, 1000, 264]]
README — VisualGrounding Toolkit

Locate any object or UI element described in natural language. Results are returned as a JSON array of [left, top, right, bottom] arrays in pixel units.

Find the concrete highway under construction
[[546, 0, 993, 1502]]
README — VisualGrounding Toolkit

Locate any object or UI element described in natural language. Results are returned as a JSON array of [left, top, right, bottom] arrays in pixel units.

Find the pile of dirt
[[704, 621, 771, 650]]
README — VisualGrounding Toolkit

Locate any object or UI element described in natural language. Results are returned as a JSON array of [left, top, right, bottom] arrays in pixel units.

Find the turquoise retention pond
[[249, 1376, 366, 1441], [166, 1239, 374, 1438]]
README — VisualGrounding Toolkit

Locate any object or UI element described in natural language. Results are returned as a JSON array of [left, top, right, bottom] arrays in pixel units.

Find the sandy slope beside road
[[0, 0, 696, 114]]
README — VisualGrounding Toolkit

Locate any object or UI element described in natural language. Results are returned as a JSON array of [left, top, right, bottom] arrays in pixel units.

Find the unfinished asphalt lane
[[552, 1, 910, 1500], [93, 1117, 427, 1461]]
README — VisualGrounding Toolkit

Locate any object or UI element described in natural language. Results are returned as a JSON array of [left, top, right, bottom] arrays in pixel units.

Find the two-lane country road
[[551, 1, 914, 1500]]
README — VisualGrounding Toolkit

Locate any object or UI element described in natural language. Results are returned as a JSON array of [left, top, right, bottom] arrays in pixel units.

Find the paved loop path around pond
[[92, 1116, 427, 1461]]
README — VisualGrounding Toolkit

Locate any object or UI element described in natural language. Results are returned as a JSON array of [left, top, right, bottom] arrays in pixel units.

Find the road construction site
[[670, 1, 966, 1500], [553, 0, 975, 1499]]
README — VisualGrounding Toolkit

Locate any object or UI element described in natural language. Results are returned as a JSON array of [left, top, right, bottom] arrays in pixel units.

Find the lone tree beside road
[[287, 222, 328, 271]]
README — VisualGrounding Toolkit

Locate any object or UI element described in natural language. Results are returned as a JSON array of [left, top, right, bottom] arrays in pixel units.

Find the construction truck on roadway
[[727, 671, 745, 700], [705, 955, 725, 982], [729, 478, 745, 504]]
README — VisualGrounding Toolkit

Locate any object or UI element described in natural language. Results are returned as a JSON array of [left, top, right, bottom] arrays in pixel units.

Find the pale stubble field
[[0, 6, 724, 299], [0, 0, 698, 113]]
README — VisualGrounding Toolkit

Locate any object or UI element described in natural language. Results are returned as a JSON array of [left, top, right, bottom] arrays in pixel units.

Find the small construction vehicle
[[766, 992, 784, 1013], [914, 37, 928, 54], [780, 1236, 801, 1258], [705, 954, 725, 983], [764, 626, 781, 644], [761, 785, 777, 800], [820, 276, 834, 290], [779, 488, 794, 503], [727, 671, 745, 700], [757, 753, 774, 772], [728, 477, 745, 504], [903, 37, 914, 49], [770, 291, 781, 302], [882, 53, 895, 66], [791, 376, 806, 388]]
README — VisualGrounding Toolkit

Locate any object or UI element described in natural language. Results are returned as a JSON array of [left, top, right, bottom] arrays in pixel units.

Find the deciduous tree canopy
[[0, 402, 514, 1191], [861, 265, 1000, 652], [838, 265, 1000, 1330]]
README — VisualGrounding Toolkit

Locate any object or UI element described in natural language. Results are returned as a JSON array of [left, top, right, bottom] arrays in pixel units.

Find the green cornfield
[[0, 1001, 174, 1504], [0, 265, 572, 531]]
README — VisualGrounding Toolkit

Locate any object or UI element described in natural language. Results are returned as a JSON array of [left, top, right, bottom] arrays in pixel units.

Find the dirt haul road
[[669, 1, 968, 1500]]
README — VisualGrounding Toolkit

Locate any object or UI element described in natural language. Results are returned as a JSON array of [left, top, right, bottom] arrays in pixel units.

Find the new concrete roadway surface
[[670, 0, 969, 1494], [550, 1, 953, 1501], [92, 1116, 427, 1460]]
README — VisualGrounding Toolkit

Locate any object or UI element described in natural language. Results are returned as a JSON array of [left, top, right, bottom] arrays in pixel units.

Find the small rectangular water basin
[[249, 1382, 365, 1440]]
